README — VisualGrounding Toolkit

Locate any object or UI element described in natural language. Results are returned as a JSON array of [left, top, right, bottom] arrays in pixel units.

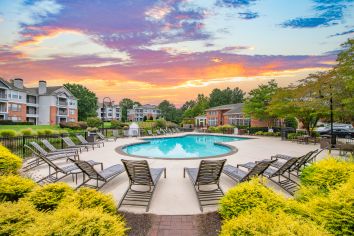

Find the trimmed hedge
[[219, 178, 286, 220], [26, 182, 74, 211], [0, 175, 37, 201], [220, 208, 329, 236], [0, 120, 34, 125], [0, 145, 22, 175]]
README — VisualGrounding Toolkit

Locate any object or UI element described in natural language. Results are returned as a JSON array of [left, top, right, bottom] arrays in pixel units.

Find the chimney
[[38, 80, 47, 95], [13, 78, 23, 89]]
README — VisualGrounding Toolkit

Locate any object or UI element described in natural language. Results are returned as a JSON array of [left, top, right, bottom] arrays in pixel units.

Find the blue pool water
[[122, 135, 247, 159]]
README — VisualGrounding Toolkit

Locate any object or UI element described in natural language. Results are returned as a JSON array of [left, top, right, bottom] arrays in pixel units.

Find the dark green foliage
[[86, 117, 103, 128], [209, 87, 245, 107], [64, 83, 98, 121]]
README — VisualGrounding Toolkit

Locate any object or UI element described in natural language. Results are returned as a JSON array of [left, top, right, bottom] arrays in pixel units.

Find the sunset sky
[[0, 0, 353, 106]]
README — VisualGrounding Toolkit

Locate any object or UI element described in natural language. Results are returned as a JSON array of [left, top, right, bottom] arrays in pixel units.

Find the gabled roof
[[223, 103, 244, 115], [206, 103, 244, 112], [0, 77, 37, 95]]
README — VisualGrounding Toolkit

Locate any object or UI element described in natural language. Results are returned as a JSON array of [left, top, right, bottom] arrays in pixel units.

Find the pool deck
[[26, 132, 331, 215]]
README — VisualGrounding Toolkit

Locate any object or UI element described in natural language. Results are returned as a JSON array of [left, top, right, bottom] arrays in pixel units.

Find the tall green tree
[[64, 83, 98, 121], [183, 94, 209, 118], [158, 100, 181, 123], [209, 87, 245, 107], [119, 98, 135, 122], [243, 80, 278, 127], [181, 100, 196, 112]]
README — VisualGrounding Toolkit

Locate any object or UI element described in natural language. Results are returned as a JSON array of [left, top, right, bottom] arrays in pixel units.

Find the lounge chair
[[97, 131, 118, 142], [76, 134, 103, 148], [41, 139, 80, 155], [184, 159, 226, 211], [238, 157, 299, 195], [24, 145, 102, 184], [119, 160, 166, 212], [70, 159, 125, 189], [62, 137, 91, 152], [159, 129, 166, 135], [223, 159, 276, 183], [156, 130, 161, 135], [147, 130, 155, 136], [29, 141, 79, 160]]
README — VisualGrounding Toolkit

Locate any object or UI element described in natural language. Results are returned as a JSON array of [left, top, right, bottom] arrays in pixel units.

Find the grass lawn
[[0, 125, 62, 131]]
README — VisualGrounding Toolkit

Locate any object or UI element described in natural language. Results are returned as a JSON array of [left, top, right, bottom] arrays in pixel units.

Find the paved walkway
[[148, 215, 198, 236]]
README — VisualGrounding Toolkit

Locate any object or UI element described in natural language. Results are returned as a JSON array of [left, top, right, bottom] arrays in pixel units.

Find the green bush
[[26, 182, 74, 211], [20, 128, 35, 136], [60, 121, 81, 130], [43, 129, 54, 135], [219, 179, 286, 220], [220, 207, 329, 236], [303, 174, 354, 235], [0, 200, 42, 236], [78, 121, 88, 129], [300, 157, 354, 193], [284, 116, 298, 129], [0, 130, 17, 137], [60, 187, 116, 214], [0, 175, 37, 201], [111, 119, 123, 128], [23, 207, 127, 236], [0, 145, 22, 175], [156, 118, 167, 128], [86, 117, 103, 128]]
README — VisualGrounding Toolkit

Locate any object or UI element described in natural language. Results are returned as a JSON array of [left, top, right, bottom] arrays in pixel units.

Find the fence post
[[61, 133, 64, 149], [22, 136, 25, 158]]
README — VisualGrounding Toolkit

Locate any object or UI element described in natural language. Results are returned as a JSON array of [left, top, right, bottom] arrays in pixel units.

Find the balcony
[[26, 95, 37, 105], [0, 90, 7, 100], [26, 108, 38, 116], [57, 108, 68, 116], [57, 98, 68, 107]]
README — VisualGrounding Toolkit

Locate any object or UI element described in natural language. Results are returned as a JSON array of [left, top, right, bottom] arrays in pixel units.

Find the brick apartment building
[[0, 78, 78, 125], [204, 103, 274, 127], [128, 104, 161, 122]]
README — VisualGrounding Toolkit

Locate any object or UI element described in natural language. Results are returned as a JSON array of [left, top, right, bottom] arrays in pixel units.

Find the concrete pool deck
[[26, 132, 331, 215]]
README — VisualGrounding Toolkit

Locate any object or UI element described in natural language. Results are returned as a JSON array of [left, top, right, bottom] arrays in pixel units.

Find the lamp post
[[319, 83, 335, 148]]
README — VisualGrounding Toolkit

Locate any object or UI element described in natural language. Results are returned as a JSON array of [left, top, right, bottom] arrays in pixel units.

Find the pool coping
[[115, 133, 246, 160]]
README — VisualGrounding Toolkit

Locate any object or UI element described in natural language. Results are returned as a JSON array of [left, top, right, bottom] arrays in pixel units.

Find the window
[[208, 118, 217, 126], [9, 116, 20, 121], [10, 104, 21, 112], [69, 118, 75, 122], [69, 109, 75, 115], [11, 92, 18, 99]]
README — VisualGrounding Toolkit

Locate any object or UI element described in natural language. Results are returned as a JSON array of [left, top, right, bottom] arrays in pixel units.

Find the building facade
[[0, 78, 78, 125], [128, 104, 161, 122], [96, 102, 121, 121], [205, 103, 270, 127]]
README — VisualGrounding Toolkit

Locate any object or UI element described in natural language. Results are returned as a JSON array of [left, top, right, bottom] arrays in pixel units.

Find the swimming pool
[[121, 135, 247, 159]]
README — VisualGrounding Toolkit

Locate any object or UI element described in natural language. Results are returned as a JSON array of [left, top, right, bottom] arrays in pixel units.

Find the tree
[[64, 83, 98, 121], [209, 87, 245, 107], [243, 80, 278, 127], [158, 100, 183, 123], [181, 100, 196, 112], [183, 94, 209, 118], [119, 98, 135, 122]]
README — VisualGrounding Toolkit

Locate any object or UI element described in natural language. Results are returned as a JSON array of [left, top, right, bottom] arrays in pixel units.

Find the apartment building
[[96, 102, 121, 121], [205, 103, 269, 127], [128, 104, 161, 122], [0, 78, 78, 125]]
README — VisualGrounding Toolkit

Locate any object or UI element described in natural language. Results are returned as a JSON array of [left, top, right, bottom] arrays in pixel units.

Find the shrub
[[156, 118, 167, 128], [0, 200, 42, 236], [86, 117, 103, 128], [0, 175, 37, 201], [0, 145, 22, 175], [0, 130, 17, 137], [110, 119, 123, 128], [43, 129, 54, 135], [284, 116, 298, 129], [60, 187, 116, 214], [26, 182, 74, 211], [20, 128, 35, 136], [219, 179, 286, 220], [78, 121, 88, 129], [0, 120, 33, 125], [220, 207, 329, 236], [23, 207, 127, 236], [60, 121, 81, 130], [300, 157, 354, 193]]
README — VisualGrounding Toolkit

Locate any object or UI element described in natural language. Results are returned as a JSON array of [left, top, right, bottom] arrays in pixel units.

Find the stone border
[[115, 133, 246, 160]]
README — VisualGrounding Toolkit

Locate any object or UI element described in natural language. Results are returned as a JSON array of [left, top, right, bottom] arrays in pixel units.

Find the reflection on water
[[123, 135, 247, 158]]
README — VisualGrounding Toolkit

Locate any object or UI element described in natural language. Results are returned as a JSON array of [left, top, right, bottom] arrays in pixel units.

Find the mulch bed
[[119, 211, 222, 236]]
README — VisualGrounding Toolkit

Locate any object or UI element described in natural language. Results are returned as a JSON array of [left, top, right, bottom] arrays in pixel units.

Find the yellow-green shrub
[[301, 174, 354, 235], [60, 187, 116, 214], [26, 182, 74, 211], [0, 175, 36, 201], [0, 130, 17, 137], [20, 128, 35, 136], [0, 200, 41, 236], [23, 207, 127, 236], [219, 179, 285, 220], [300, 157, 354, 193], [220, 207, 330, 236], [0, 145, 22, 175]]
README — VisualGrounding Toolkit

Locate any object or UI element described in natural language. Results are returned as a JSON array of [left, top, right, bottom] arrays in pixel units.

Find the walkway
[[148, 215, 198, 236]]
